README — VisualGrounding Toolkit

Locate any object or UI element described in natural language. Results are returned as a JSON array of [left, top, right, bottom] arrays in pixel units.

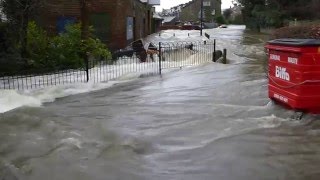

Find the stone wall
[[180, 0, 221, 23]]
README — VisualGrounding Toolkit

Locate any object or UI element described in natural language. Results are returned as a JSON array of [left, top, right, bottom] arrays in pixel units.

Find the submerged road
[[1, 26, 320, 180]]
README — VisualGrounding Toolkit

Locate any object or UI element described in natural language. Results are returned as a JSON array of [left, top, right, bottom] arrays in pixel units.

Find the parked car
[[219, 24, 228, 28]]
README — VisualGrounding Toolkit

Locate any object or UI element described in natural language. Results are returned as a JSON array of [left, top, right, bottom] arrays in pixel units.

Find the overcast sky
[[155, 0, 234, 11]]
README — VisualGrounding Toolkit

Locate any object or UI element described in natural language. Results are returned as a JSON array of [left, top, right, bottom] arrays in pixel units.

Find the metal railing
[[0, 40, 217, 90], [158, 40, 216, 74]]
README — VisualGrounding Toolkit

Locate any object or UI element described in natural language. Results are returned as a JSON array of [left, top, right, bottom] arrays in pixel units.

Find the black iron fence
[[158, 40, 217, 74], [0, 40, 218, 90]]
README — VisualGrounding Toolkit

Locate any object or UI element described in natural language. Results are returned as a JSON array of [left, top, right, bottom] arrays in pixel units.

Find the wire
[[268, 75, 320, 89]]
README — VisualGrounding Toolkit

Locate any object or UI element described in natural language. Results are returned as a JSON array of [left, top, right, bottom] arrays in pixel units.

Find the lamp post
[[200, 0, 204, 36]]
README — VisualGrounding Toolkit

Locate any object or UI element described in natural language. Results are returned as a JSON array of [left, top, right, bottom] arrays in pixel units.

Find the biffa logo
[[275, 66, 290, 81]]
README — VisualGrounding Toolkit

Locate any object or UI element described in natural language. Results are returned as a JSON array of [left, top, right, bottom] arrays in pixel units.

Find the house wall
[[180, 0, 221, 23], [40, 0, 152, 51]]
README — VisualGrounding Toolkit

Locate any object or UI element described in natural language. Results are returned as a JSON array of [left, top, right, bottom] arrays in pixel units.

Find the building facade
[[180, 0, 221, 23], [230, 4, 242, 21], [39, 0, 158, 51]]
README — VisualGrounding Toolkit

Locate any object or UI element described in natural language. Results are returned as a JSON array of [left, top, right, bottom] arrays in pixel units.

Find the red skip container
[[266, 39, 320, 113]]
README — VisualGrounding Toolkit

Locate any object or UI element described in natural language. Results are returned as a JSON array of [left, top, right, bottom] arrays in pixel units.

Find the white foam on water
[[59, 137, 82, 149], [0, 55, 212, 113], [0, 90, 42, 113], [25, 81, 117, 103], [154, 114, 284, 153], [256, 114, 288, 128], [0, 55, 161, 113], [0, 81, 117, 113]]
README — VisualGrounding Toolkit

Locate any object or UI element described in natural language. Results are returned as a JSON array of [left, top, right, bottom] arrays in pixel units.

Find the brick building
[[180, 0, 221, 23], [39, 0, 159, 51]]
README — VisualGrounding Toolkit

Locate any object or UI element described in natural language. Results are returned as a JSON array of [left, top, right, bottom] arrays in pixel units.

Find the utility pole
[[200, 0, 203, 36]]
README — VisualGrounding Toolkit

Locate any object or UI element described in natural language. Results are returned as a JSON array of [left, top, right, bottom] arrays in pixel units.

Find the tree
[[80, 0, 91, 81], [0, 0, 44, 62], [223, 8, 233, 22], [237, 0, 320, 31]]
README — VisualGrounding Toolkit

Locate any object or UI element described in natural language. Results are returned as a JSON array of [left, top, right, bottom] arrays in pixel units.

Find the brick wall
[[40, 0, 152, 51]]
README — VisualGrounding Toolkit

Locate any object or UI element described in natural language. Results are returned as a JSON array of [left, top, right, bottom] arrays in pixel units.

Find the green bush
[[27, 21, 50, 68], [26, 21, 111, 70], [48, 23, 83, 69], [215, 15, 226, 25]]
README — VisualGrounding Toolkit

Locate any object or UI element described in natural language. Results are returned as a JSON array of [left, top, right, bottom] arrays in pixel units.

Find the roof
[[153, 14, 164, 20], [163, 16, 176, 23]]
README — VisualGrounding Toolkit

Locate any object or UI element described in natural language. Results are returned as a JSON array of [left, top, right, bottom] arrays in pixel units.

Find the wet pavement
[[1, 26, 320, 180]]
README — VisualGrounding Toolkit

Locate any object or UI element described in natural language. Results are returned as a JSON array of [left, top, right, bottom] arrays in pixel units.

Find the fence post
[[85, 53, 89, 82], [213, 39, 216, 62], [223, 49, 227, 64], [159, 42, 162, 75]]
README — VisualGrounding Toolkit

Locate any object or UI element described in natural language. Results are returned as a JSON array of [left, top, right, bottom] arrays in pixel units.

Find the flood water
[[1, 26, 320, 180]]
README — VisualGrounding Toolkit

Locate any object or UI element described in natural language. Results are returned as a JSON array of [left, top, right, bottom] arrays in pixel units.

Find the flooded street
[[1, 26, 320, 180]]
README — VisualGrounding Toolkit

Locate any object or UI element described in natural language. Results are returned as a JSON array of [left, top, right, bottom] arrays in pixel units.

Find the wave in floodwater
[[0, 54, 223, 114], [0, 82, 117, 113], [0, 26, 268, 114], [0, 56, 214, 114]]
